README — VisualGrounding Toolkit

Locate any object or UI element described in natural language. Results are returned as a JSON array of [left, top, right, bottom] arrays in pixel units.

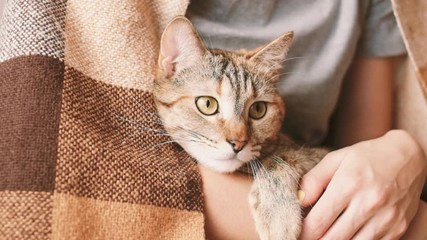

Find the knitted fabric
[[1, 0, 427, 239], [0, 0, 204, 239]]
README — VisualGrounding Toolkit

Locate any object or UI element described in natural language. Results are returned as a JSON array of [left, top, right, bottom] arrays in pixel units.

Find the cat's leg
[[248, 137, 327, 239], [249, 170, 302, 240]]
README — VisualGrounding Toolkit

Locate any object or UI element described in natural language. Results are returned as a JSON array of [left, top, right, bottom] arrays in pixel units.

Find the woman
[[186, 0, 427, 239]]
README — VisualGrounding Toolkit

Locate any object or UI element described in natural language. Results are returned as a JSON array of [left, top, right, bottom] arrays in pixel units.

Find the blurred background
[[0, 0, 5, 20]]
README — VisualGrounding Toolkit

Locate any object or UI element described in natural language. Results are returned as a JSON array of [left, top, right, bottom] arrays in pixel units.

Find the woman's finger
[[300, 170, 352, 239], [299, 151, 343, 208], [321, 196, 375, 240], [351, 208, 396, 240]]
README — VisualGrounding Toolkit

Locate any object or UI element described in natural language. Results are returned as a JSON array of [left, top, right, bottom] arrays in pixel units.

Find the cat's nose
[[226, 139, 248, 153]]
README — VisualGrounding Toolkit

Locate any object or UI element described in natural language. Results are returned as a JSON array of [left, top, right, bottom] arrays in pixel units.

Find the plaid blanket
[[0, 0, 204, 239], [1, 0, 426, 239], [392, 0, 427, 96], [392, 0, 427, 200]]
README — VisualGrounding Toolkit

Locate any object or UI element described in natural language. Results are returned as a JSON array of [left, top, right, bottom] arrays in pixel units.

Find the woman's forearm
[[198, 165, 258, 240], [332, 57, 396, 148]]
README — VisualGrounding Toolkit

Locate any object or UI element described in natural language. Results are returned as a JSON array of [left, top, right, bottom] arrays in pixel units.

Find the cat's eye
[[249, 101, 267, 119], [196, 96, 218, 115]]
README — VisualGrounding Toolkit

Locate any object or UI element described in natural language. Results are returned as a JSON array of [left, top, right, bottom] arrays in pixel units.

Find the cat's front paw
[[249, 181, 302, 240]]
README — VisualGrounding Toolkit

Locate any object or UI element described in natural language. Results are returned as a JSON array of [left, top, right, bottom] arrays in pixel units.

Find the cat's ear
[[248, 32, 294, 75], [159, 16, 206, 78]]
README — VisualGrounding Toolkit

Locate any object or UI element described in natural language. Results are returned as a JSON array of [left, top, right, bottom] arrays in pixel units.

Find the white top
[[186, 0, 406, 145]]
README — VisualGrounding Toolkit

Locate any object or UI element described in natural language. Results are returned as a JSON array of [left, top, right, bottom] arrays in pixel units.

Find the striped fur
[[155, 16, 328, 239], [155, 16, 290, 173]]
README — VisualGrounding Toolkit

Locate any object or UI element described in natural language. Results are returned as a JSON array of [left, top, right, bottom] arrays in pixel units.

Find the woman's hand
[[299, 130, 427, 240]]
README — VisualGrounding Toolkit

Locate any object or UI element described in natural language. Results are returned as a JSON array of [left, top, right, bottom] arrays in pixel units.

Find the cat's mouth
[[191, 150, 249, 172], [178, 140, 259, 172], [205, 152, 258, 172], [215, 149, 256, 163], [218, 152, 240, 160]]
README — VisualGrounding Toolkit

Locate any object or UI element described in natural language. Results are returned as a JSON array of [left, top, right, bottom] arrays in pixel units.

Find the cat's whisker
[[259, 63, 279, 82], [251, 159, 259, 175], [142, 127, 167, 133], [257, 56, 300, 82], [161, 126, 219, 150], [178, 126, 216, 143], [143, 109, 162, 120], [118, 117, 162, 130], [267, 71, 302, 83], [115, 114, 164, 127], [249, 161, 257, 179], [207, 34, 214, 51], [254, 159, 264, 175], [129, 125, 167, 135], [251, 161, 265, 192], [114, 115, 173, 143], [254, 159, 275, 193], [132, 100, 163, 120], [184, 129, 204, 141], [169, 137, 206, 144], [269, 154, 291, 173], [296, 144, 309, 152], [270, 155, 315, 208], [252, 160, 264, 190], [135, 141, 180, 157], [256, 56, 305, 81], [199, 32, 214, 50], [250, 60, 265, 81], [124, 93, 163, 119], [274, 156, 320, 208], [140, 140, 188, 158], [281, 56, 305, 63], [143, 144, 175, 156], [154, 138, 204, 148], [154, 133, 176, 137], [155, 140, 179, 147]]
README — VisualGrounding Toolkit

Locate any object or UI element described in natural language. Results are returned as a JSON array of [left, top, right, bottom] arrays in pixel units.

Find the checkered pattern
[[0, 0, 204, 239], [2, 0, 426, 238]]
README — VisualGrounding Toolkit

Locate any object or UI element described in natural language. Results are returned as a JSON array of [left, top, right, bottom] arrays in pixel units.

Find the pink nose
[[226, 139, 248, 153]]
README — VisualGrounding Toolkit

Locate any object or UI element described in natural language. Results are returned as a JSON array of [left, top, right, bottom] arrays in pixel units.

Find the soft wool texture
[[0, 0, 426, 239], [0, 0, 204, 239]]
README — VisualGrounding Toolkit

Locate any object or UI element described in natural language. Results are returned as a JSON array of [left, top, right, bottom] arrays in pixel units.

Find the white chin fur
[[180, 142, 250, 173], [198, 157, 244, 173]]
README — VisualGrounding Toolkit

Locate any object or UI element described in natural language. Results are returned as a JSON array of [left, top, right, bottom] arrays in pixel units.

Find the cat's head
[[154, 16, 293, 173]]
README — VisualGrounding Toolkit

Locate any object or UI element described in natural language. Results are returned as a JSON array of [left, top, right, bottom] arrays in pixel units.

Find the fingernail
[[297, 190, 305, 204]]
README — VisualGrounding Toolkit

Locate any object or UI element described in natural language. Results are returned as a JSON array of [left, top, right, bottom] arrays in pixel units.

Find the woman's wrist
[[384, 129, 427, 168], [402, 200, 427, 239], [385, 130, 427, 238], [384, 129, 421, 151]]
